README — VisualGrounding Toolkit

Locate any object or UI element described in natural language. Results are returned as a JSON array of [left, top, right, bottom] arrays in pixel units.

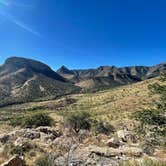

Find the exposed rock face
[[0, 155, 26, 166], [55, 145, 119, 166], [55, 145, 143, 166], [0, 127, 62, 145]]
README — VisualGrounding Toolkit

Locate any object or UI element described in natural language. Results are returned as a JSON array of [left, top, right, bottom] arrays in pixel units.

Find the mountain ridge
[[0, 56, 165, 106], [57, 62, 166, 90]]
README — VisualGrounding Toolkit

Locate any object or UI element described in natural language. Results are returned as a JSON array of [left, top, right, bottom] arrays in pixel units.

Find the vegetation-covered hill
[[0, 77, 166, 165]]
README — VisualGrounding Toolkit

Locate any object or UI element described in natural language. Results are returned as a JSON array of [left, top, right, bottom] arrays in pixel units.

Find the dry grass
[[0, 77, 164, 165], [0, 77, 159, 128], [57, 78, 159, 124]]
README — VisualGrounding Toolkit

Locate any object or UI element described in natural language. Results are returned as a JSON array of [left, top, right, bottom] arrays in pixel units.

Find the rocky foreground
[[0, 126, 165, 166]]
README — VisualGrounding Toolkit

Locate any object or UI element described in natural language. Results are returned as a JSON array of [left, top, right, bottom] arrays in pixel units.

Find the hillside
[[0, 57, 165, 107], [1, 77, 166, 166], [0, 57, 80, 106], [57, 62, 166, 90], [0, 77, 159, 126]]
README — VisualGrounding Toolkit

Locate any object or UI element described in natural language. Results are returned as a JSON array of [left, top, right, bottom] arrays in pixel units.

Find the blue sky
[[0, 0, 166, 70]]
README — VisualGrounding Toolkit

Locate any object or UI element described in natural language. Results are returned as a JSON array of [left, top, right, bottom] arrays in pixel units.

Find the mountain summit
[[0, 57, 79, 106]]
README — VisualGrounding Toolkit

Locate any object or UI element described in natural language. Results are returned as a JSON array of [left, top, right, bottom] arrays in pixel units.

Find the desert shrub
[[65, 111, 91, 133], [9, 116, 24, 127], [2, 142, 32, 157], [35, 155, 55, 166], [10, 113, 54, 128], [93, 120, 115, 135], [132, 109, 166, 126], [131, 73, 166, 145]]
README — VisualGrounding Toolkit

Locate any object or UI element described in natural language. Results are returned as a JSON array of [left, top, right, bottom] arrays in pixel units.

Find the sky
[[0, 0, 166, 70]]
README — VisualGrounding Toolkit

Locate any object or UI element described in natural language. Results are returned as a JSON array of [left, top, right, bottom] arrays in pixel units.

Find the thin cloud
[[0, 11, 42, 38], [0, 0, 9, 6], [12, 19, 42, 37]]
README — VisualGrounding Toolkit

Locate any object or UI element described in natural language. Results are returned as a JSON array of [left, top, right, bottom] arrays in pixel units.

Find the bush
[[10, 113, 54, 128], [94, 121, 115, 135], [65, 111, 91, 133], [132, 109, 166, 126], [2, 142, 32, 156], [35, 155, 55, 166]]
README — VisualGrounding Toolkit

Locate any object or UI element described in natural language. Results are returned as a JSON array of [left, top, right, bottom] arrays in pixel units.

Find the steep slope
[[57, 63, 166, 90], [0, 57, 79, 106]]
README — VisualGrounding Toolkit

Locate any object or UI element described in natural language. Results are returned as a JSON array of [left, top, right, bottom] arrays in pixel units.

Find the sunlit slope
[[66, 77, 159, 121], [0, 77, 159, 126]]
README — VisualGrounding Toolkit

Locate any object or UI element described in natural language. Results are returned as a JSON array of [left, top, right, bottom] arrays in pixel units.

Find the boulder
[[36, 127, 61, 136], [23, 131, 40, 140], [143, 144, 155, 156], [0, 134, 10, 144], [117, 130, 137, 143], [106, 138, 123, 148]]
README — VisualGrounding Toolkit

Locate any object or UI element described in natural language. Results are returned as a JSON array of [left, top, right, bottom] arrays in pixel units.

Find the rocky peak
[[57, 65, 74, 75]]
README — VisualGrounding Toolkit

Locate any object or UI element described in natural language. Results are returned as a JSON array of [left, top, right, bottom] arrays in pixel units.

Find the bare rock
[[36, 127, 61, 136], [143, 144, 155, 156], [23, 131, 40, 140], [106, 138, 123, 148], [0, 134, 10, 144], [55, 145, 119, 166], [117, 130, 137, 143]]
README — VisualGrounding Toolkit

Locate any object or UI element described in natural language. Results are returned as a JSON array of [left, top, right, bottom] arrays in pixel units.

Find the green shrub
[[94, 121, 115, 135], [132, 109, 166, 126], [10, 113, 54, 128], [65, 111, 91, 133], [35, 155, 55, 166], [2, 142, 32, 157]]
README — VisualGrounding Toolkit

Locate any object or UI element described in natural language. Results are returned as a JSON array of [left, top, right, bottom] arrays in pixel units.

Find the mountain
[[0, 57, 165, 106], [57, 62, 166, 91], [0, 57, 80, 106]]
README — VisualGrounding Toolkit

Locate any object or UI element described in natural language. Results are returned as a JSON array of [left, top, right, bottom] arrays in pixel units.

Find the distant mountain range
[[0, 57, 165, 106], [57, 62, 166, 91]]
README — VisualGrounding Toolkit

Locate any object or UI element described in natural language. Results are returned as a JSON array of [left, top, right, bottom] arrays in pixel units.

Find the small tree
[[65, 111, 91, 133], [10, 112, 54, 128]]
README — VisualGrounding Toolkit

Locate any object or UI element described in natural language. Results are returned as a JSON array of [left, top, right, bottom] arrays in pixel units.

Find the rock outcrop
[[55, 145, 143, 166]]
